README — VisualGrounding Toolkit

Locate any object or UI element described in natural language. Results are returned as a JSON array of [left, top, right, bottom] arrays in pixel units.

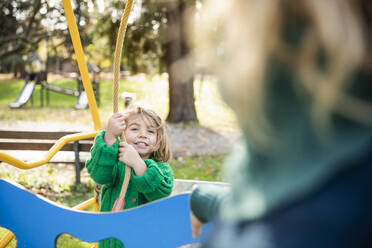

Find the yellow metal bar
[[73, 197, 96, 210], [93, 201, 100, 212], [0, 131, 99, 169], [0, 230, 14, 248], [61, 0, 102, 131]]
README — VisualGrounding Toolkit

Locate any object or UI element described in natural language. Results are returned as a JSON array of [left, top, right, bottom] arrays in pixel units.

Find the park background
[[0, 0, 241, 247]]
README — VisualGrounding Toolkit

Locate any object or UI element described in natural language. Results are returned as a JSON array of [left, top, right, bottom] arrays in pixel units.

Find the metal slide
[[75, 91, 89, 109], [9, 79, 36, 109]]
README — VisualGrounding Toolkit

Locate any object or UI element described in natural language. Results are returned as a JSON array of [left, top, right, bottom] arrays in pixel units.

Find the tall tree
[[164, 0, 197, 122], [0, 0, 46, 75], [129, 0, 198, 122], [0, 0, 94, 75], [90, 0, 198, 123]]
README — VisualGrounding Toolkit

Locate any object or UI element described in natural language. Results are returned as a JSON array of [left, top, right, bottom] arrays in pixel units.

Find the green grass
[[0, 74, 239, 131], [171, 155, 226, 181]]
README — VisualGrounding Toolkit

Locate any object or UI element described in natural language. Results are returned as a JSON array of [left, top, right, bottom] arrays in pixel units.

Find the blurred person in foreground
[[189, 0, 372, 247]]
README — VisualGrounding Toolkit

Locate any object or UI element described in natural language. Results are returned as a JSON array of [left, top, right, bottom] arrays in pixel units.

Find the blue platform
[[0, 179, 209, 247]]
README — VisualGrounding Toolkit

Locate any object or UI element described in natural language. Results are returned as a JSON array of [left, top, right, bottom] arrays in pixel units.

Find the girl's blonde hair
[[192, 0, 372, 149], [123, 106, 171, 162]]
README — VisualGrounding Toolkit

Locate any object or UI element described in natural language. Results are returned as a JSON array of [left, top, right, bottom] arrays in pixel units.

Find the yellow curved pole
[[62, 0, 102, 131], [73, 197, 97, 210], [0, 131, 99, 169]]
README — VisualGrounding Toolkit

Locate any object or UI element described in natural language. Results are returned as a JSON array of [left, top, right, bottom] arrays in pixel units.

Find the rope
[[112, 0, 134, 211], [113, 0, 134, 114]]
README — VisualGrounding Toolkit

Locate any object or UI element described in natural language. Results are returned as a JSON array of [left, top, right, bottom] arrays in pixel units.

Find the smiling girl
[[86, 106, 174, 248]]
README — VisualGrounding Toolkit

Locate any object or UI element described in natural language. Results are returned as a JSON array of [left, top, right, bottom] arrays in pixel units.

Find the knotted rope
[[112, 0, 134, 212]]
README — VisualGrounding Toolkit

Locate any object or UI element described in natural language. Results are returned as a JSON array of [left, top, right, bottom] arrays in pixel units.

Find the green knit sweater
[[86, 131, 174, 248]]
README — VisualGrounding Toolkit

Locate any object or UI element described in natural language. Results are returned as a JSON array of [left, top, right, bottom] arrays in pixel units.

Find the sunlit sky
[[38, 0, 142, 30], [96, 0, 105, 13], [96, 0, 142, 23]]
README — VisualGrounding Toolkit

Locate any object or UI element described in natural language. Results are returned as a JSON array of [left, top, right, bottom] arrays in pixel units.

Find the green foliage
[[86, 0, 168, 73], [1, 0, 64, 70], [56, 234, 92, 248]]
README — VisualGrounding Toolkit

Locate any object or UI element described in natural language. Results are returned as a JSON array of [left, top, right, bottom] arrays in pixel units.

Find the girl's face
[[124, 115, 158, 159]]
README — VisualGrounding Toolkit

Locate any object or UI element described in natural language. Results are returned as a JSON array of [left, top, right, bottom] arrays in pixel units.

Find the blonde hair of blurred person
[[189, 1, 372, 247]]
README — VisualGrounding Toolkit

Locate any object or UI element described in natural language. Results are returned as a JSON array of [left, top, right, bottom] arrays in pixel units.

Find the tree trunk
[[165, 0, 197, 123]]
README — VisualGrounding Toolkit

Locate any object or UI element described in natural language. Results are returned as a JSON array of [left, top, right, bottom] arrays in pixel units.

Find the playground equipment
[[9, 72, 47, 108], [9, 68, 100, 110], [0, 179, 207, 247], [0, 130, 94, 184], [43, 71, 100, 110], [0, 0, 207, 246]]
